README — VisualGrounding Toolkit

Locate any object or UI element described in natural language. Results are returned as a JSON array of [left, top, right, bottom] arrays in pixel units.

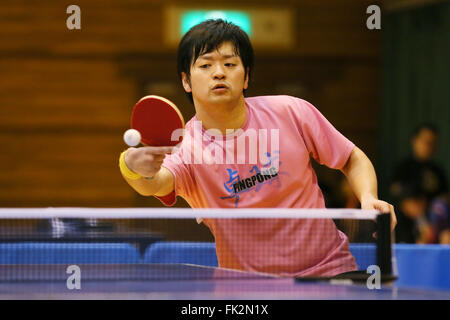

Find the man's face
[[412, 128, 437, 161], [182, 41, 249, 106]]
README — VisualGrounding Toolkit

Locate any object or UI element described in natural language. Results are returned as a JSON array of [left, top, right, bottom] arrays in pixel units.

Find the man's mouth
[[212, 84, 228, 91]]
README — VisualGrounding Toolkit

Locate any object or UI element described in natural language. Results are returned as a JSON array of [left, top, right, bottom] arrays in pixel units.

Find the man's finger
[[373, 202, 391, 213], [143, 146, 175, 155], [147, 154, 166, 162], [390, 205, 397, 231]]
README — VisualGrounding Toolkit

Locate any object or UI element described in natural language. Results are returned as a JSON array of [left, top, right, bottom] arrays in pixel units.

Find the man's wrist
[[119, 151, 142, 180], [361, 193, 377, 203]]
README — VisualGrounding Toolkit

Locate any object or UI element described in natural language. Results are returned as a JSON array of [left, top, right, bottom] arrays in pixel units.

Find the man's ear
[[181, 72, 192, 93], [243, 68, 249, 90]]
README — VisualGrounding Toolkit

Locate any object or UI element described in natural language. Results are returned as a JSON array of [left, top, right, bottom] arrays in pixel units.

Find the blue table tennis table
[[0, 263, 449, 300]]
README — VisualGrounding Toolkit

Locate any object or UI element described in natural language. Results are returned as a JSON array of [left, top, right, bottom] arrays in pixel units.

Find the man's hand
[[361, 195, 397, 231], [124, 146, 173, 179]]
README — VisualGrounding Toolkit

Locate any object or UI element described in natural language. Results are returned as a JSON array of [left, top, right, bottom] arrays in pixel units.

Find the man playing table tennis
[[121, 19, 396, 277]]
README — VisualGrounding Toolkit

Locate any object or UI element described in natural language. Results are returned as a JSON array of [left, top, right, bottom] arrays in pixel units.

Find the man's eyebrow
[[197, 53, 238, 60]]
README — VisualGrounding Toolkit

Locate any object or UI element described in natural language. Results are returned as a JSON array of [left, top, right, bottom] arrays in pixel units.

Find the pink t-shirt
[[157, 95, 357, 277]]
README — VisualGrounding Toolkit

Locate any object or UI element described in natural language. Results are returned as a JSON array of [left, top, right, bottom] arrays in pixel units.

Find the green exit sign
[[181, 11, 251, 36]]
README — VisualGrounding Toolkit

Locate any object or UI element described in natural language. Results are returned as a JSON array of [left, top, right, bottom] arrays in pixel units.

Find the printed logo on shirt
[[220, 150, 289, 207], [232, 167, 279, 193]]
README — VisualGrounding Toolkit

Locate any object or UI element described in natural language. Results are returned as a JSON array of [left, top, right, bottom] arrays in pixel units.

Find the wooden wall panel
[[0, 58, 134, 129], [0, 0, 380, 56]]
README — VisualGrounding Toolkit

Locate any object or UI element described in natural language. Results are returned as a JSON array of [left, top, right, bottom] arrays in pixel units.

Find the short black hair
[[411, 123, 439, 139], [176, 19, 254, 104]]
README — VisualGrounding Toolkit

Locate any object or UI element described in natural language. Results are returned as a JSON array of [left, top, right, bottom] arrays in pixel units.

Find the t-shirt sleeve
[[292, 97, 355, 169], [154, 147, 195, 206]]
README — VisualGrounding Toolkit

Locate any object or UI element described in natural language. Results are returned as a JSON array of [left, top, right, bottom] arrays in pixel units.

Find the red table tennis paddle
[[130, 95, 185, 146]]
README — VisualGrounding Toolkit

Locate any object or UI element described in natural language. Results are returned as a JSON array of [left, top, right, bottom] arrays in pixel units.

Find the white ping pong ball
[[123, 129, 141, 147]]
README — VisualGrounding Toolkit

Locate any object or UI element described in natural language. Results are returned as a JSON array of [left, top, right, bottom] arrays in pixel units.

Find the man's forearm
[[341, 147, 397, 229], [341, 146, 378, 202]]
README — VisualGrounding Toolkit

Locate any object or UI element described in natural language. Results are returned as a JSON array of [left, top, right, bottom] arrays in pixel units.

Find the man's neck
[[195, 96, 247, 134]]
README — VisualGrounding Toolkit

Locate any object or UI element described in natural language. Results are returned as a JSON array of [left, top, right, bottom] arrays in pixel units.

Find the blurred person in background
[[427, 194, 450, 244], [393, 182, 429, 243], [391, 124, 447, 203], [390, 123, 448, 243], [393, 182, 449, 244]]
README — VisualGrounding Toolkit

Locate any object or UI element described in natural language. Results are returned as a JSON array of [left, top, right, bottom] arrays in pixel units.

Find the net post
[[376, 213, 392, 275]]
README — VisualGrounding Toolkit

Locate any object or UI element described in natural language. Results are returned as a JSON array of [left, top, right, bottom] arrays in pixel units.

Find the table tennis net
[[0, 208, 395, 283]]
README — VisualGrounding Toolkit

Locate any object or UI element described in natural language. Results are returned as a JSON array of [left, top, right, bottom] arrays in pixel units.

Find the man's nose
[[213, 65, 225, 79]]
